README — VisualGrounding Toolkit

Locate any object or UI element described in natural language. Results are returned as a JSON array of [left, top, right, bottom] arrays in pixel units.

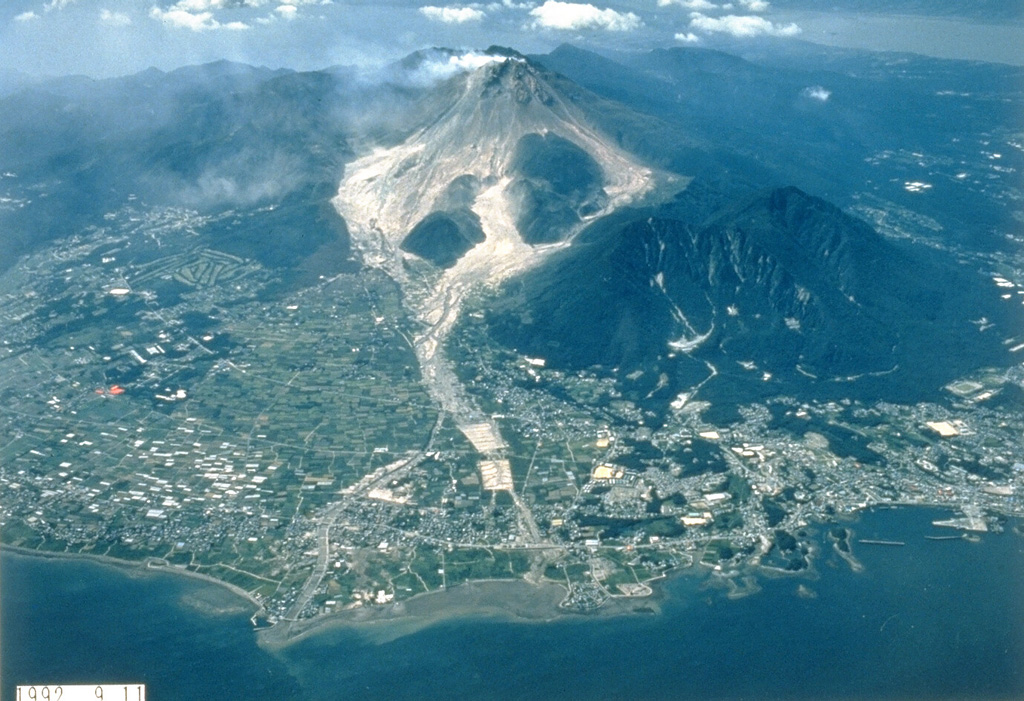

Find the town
[[1, 201, 1023, 628]]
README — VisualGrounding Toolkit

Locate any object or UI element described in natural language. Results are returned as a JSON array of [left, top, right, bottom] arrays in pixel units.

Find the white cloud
[[674, 31, 699, 42], [147, 0, 267, 29], [158, 0, 285, 11], [253, 0, 329, 22], [45, 0, 77, 10], [448, 52, 508, 70], [149, 6, 250, 30], [99, 9, 132, 25], [14, 11, 39, 21], [738, 0, 769, 11], [420, 5, 486, 23], [150, 7, 216, 30], [172, 0, 261, 9], [659, 0, 718, 10], [407, 51, 511, 86], [275, 4, 297, 19], [688, 13, 799, 37], [172, 0, 216, 9], [482, 0, 531, 12], [529, 1, 641, 31], [802, 85, 831, 101]]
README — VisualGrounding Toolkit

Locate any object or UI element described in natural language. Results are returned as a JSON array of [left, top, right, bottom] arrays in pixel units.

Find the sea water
[[0, 554, 300, 699], [4, 507, 1023, 700]]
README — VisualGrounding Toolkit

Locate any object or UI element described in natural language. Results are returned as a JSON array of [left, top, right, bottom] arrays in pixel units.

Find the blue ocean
[[4, 507, 1023, 701]]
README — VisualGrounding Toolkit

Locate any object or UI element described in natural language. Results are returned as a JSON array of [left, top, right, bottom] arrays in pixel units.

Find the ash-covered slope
[[483, 186, 1016, 403], [333, 49, 661, 274], [333, 49, 672, 453]]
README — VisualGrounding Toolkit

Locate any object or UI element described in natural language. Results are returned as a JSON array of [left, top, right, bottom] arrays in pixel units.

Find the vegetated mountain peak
[[482, 45, 527, 59], [709, 186, 888, 305], [757, 185, 842, 229], [722, 186, 857, 268], [481, 184, 1017, 405]]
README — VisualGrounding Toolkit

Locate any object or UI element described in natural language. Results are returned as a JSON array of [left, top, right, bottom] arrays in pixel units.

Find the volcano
[[331, 49, 677, 420], [333, 49, 665, 275]]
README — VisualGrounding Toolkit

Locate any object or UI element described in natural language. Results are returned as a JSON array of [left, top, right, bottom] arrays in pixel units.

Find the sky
[[1, 0, 1022, 78]]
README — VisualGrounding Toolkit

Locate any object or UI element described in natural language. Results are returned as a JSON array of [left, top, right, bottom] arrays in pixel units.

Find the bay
[[0, 552, 301, 700], [4, 507, 1023, 700], [774, 12, 1024, 67]]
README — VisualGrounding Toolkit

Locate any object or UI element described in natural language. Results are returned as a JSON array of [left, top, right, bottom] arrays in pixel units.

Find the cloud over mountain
[[398, 50, 511, 86], [688, 13, 799, 37], [150, 4, 251, 30], [802, 85, 831, 101], [420, 5, 486, 23], [529, 1, 641, 31]]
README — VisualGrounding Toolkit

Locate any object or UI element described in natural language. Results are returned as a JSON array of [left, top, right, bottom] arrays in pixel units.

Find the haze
[[1, 0, 1022, 80]]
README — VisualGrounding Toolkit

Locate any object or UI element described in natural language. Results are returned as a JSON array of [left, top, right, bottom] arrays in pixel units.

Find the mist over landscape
[[2, 1, 1024, 699]]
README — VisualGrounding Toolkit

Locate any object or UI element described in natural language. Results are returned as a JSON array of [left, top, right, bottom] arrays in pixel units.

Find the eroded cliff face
[[333, 52, 667, 405]]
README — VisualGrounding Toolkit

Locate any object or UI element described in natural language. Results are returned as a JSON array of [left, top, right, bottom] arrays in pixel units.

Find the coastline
[[6, 504, 983, 650], [261, 578, 568, 648], [772, 10, 1024, 67], [258, 574, 677, 649], [6, 510, 1023, 701], [0, 544, 265, 614], [0, 544, 671, 651]]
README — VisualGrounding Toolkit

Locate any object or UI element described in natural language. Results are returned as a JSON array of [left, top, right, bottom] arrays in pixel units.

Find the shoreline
[[0, 544, 673, 650], [4, 504, 984, 649], [260, 578, 569, 648], [258, 574, 676, 650], [5, 512, 1023, 700], [0, 544, 266, 614]]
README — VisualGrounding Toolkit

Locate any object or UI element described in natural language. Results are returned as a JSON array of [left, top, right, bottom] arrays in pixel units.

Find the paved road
[[283, 412, 446, 621]]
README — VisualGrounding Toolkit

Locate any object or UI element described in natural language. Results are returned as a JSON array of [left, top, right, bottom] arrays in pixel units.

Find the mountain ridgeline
[[0, 61, 362, 273], [480, 185, 1017, 405], [1, 46, 1019, 406]]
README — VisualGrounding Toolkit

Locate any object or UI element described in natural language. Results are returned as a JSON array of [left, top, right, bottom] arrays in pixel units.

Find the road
[[282, 412, 446, 622]]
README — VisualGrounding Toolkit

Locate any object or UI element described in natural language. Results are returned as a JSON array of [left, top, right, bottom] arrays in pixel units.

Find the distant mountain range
[[1, 44, 1020, 407], [772, 0, 1022, 21]]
